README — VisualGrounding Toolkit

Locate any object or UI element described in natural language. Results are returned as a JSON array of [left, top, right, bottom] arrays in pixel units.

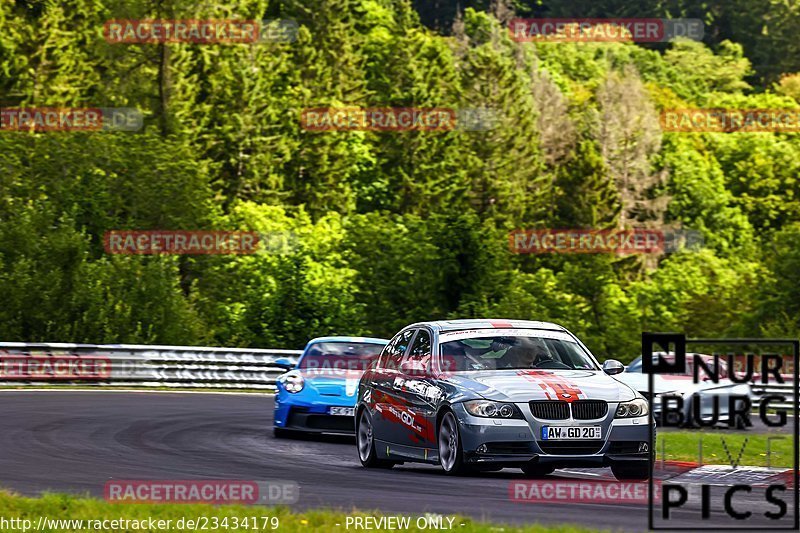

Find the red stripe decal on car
[[517, 370, 585, 402]]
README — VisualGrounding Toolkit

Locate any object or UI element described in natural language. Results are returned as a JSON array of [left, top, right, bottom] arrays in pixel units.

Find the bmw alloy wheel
[[438, 412, 459, 472]]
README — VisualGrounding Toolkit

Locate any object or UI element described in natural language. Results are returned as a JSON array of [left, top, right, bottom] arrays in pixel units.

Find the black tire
[[521, 463, 555, 477], [273, 427, 292, 439], [676, 399, 696, 428], [733, 412, 749, 430], [356, 409, 395, 469], [273, 427, 310, 440], [610, 462, 651, 481], [438, 411, 470, 475]]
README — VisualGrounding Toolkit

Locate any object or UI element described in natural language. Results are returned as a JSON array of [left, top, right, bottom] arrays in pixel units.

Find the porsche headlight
[[616, 398, 649, 418], [464, 400, 523, 419], [280, 373, 305, 393]]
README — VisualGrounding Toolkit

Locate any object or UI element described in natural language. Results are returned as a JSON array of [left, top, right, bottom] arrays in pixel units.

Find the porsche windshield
[[299, 342, 384, 371], [439, 334, 598, 371]]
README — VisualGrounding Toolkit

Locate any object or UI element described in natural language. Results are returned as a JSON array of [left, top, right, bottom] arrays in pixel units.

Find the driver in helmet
[[531, 342, 554, 366], [504, 338, 553, 368]]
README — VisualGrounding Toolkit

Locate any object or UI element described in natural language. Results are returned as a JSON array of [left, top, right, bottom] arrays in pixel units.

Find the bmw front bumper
[[451, 402, 654, 468]]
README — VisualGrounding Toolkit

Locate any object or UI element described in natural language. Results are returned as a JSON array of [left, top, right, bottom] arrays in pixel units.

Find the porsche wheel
[[521, 463, 555, 477]]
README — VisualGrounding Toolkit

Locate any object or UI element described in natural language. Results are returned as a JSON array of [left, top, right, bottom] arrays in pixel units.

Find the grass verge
[[0, 491, 602, 533], [656, 430, 795, 468]]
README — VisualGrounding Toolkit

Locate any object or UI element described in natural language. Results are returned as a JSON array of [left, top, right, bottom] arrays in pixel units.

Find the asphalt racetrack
[[0, 391, 794, 531]]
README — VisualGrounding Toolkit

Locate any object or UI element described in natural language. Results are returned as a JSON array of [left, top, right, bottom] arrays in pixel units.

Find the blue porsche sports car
[[273, 336, 389, 437]]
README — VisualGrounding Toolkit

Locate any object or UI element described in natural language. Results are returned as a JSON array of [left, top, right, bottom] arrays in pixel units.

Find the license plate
[[328, 407, 354, 417], [541, 426, 601, 440]]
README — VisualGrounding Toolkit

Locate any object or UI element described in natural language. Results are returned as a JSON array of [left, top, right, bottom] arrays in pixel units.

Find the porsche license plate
[[328, 407, 354, 416], [541, 426, 601, 440]]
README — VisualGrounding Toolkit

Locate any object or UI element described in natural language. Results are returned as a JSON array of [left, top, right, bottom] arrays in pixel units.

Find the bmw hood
[[449, 369, 637, 403]]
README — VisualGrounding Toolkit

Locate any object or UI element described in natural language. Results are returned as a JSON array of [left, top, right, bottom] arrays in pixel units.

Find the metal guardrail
[[750, 382, 797, 411], [2, 341, 797, 401], [0, 342, 301, 390]]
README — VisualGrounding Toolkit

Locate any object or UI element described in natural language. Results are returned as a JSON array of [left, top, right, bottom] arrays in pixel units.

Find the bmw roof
[[410, 319, 567, 332]]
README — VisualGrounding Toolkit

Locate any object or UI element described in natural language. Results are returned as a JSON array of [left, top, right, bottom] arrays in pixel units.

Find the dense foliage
[[1, 0, 798, 361]]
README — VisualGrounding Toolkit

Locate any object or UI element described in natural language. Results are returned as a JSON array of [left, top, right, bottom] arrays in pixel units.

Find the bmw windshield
[[439, 330, 599, 372]]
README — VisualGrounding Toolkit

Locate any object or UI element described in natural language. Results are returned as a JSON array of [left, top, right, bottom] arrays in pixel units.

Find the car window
[[403, 329, 432, 371], [380, 329, 415, 370], [626, 358, 642, 373]]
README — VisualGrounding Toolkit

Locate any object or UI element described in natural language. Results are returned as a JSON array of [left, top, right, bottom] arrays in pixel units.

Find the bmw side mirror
[[274, 357, 295, 370], [603, 359, 624, 375]]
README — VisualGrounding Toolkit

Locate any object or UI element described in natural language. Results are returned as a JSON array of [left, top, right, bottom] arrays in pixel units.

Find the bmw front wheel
[[438, 411, 468, 475]]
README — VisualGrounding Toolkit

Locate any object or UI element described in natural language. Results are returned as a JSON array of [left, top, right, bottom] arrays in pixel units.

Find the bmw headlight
[[616, 398, 649, 418], [279, 373, 305, 393], [464, 400, 522, 419]]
